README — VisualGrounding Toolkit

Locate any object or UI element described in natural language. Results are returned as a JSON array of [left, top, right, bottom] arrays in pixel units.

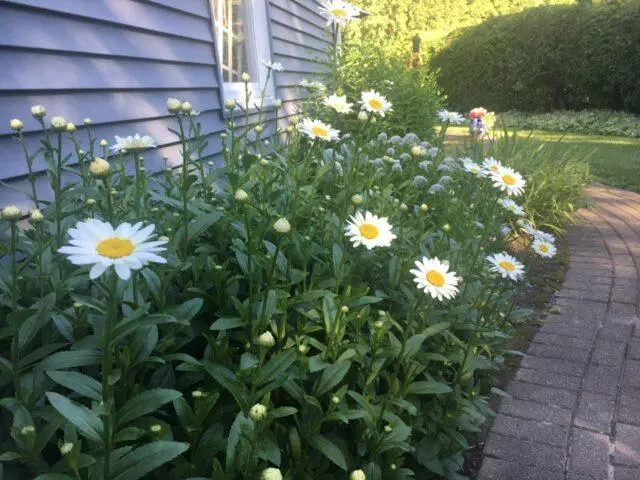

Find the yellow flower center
[[498, 260, 516, 272], [426, 270, 445, 287], [502, 174, 516, 186], [539, 244, 549, 253], [96, 237, 134, 259], [330, 8, 347, 17], [359, 223, 379, 239], [312, 126, 328, 137], [369, 99, 383, 110]]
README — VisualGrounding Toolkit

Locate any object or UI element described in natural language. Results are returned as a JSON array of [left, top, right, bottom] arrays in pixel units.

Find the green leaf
[[308, 434, 347, 470], [202, 362, 249, 411], [111, 441, 189, 480], [69, 294, 106, 314], [315, 361, 351, 396], [46, 392, 103, 444], [406, 381, 452, 395], [210, 317, 245, 331], [117, 389, 183, 425], [186, 211, 223, 240], [18, 293, 55, 350], [423, 322, 451, 338], [38, 350, 101, 371], [226, 412, 252, 469], [402, 334, 426, 360], [111, 313, 179, 345], [254, 348, 297, 389], [47, 370, 102, 401], [270, 406, 298, 418], [140, 268, 162, 304], [346, 296, 383, 308]]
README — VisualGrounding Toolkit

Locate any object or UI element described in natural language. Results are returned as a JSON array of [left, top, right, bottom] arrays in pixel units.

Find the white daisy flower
[[359, 90, 392, 117], [263, 61, 285, 72], [110, 134, 156, 153], [491, 166, 526, 196], [462, 159, 486, 177], [482, 157, 503, 176], [59, 220, 167, 281], [298, 78, 327, 92], [323, 94, 354, 114], [345, 211, 396, 250], [299, 118, 340, 141], [410, 257, 460, 301], [437, 110, 465, 124], [498, 198, 525, 216], [521, 223, 556, 244], [319, 0, 360, 24], [501, 224, 512, 237], [532, 238, 557, 258], [486, 252, 525, 281]]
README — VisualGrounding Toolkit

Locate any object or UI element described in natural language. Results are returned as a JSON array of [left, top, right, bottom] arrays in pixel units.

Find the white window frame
[[210, 0, 276, 109]]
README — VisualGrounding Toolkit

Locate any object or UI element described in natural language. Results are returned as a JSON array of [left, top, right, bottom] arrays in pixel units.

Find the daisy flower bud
[[2, 205, 22, 221], [286, 125, 294, 133], [357, 111, 368, 122], [78, 149, 85, 155], [29, 209, 44, 223], [59, 442, 74, 455], [384, 425, 393, 432], [181, 101, 193, 114], [298, 343, 310, 354], [86, 198, 96, 206], [370, 116, 377, 124], [378, 310, 386, 316], [257, 331, 276, 348], [260, 468, 283, 480], [66, 122, 76, 133], [350, 470, 366, 480], [191, 390, 204, 398], [254, 125, 263, 133], [224, 99, 236, 110], [150, 424, 162, 433], [83, 118, 92, 126], [249, 403, 268, 421], [31, 105, 46, 118], [241, 72, 250, 82], [220, 132, 227, 139], [275, 99, 283, 108], [331, 395, 340, 404], [73, 301, 83, 309], [234, 189, 249, 203], [442, 223, 451, 232], [89, 157, 110, 177], [374, 320, 384, 329], [10, 119, 23, 131], [273, 217, 291, 234], [400, 203, 408, 212], [50, 116, 68, 131], [99, 139, 108, 147], [166, 97, 181, 113], [340, 306, 349, 313], [21, 426, 36, 435], [351, 194, 363, 205], [391, 463, 397, 470], [411, 145, 424, 157], [260, 158, 269, 166]]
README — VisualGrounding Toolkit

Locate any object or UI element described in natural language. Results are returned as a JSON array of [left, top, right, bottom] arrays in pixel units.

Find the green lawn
[[443, 127, 640, 192]]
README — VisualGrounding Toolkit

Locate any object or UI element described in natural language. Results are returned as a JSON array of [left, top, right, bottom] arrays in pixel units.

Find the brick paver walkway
[[478, 185, 640, 480]]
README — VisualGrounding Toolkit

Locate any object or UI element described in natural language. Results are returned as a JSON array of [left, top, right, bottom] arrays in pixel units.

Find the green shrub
[[431, 2, 640, 113], [498, 110, 640, 137], [340, 37, 444, 139]]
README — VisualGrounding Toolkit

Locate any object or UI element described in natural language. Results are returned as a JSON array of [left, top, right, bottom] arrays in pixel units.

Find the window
[[211, 0, 275, 107]]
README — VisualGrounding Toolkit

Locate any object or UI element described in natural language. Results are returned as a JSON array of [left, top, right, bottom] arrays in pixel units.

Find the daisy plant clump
[[0, 15, 564, 480]]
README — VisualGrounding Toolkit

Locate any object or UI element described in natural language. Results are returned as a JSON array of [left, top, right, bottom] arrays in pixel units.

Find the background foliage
[[431, 1, 640, 113]]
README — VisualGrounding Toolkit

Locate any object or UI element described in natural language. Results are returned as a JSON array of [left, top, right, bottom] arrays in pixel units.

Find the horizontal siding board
[[0, 89, 221, 136], [0, 111, 225, 180], [272, 54, 328, 74], [0, 50, 218, 91], [270, 22, 330, 52], [0, 6, 215, 64], [5, 0, 214, 42], [269, 4, 328, 41], [272, 37, 327, 56], [269, 0, 327, 26], [132, 0, 211, 18]]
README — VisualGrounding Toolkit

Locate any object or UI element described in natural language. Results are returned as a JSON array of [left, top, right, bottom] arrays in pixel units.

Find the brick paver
[[479, 185, 640, 480]]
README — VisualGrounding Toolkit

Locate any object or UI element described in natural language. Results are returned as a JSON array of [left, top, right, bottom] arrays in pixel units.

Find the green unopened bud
[[150, 424, 162, 433], [2, 205, 22, 221], [31, 105, 46, 119], [340, 306, 349, 314], [374, 320, 384, 329], [254, 125, 263, 133], [249, 403, 268, 421], [59, 442, 74, 455], [273, 217, 291, 234], [21, 426, 36, 435], [256, 331, 275, 348], [234, 189, 249, 203], [351, 194, 363, 206], [261, 468, 283, 480], [331, 395, 340, 404], [443, 223, 451, 232], [29, 209, 44, 223], [181, 101, 193, 114], [166, 97, 182, 113], [224, 99, 236, 110], [86, 198, 96, 206], [400, 203, 408, 212], [89, 157, 110, 177], [420, 203, 429, 212], [241, 72, 250, 82], [357, 111, 368, 122], [99, 139, 108, 147], [66, 122, 76, 133], [10, 119, 23, 131], [83, 118, 92, 126], [50, 116, 67, 131], [350, 470, 366, 480]]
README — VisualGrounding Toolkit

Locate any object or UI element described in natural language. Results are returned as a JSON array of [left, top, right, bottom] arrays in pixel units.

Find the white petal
[[114, 262, 131, 281], [89, 262, 109, 280]]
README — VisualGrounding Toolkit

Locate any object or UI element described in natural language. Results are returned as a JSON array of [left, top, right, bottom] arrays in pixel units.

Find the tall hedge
[[430, 1, 640, 113]]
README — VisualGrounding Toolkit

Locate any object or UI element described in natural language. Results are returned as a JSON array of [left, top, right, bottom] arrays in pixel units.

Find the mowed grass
[[442, 126, 640, 192]]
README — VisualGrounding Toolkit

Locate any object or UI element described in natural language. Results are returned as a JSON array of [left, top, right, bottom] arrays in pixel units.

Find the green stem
[[102, 177, 114, 223], [55, 132, 63, 249], [177, 116, 190, 257], [18, 131, 39, 209], [133, 152, 142, 218], [10, 222, 18, 311], [101, 273, 119, 480]]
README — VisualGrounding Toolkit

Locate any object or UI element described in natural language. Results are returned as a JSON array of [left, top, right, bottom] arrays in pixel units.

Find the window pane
[[213, 0, 254, 83]]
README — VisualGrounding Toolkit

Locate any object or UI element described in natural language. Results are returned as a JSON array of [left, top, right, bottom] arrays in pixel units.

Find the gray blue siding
[[0, 0, 329, 209]]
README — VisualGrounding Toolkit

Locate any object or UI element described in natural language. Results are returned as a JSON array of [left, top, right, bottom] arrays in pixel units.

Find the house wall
[[0, 0, 328, 210]]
